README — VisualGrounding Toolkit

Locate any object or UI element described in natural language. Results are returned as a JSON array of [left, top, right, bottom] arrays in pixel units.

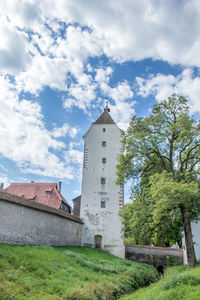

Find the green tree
[[117, 94, 200, 267], [122, 187, 183, 248]]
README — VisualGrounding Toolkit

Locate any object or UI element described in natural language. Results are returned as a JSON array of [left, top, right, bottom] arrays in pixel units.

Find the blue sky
[[1, 0, 200, 203]]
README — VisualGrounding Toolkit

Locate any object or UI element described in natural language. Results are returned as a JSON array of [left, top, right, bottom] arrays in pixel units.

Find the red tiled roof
[[4, 183, 71, 210]]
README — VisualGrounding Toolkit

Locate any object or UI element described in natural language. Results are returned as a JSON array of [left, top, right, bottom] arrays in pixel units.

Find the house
[[3, 182, 72, 213], [79, 102, 125, 258]]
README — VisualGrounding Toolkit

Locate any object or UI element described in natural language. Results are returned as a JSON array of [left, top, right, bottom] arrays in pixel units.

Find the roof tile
[[93, 110, 115, 124], [4, 183, 71, 210]]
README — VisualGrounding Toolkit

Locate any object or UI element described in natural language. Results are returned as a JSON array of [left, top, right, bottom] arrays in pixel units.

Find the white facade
[[183, 222, 200, 264], [192, 222, 200, 261], [80, 109, 125, 258]]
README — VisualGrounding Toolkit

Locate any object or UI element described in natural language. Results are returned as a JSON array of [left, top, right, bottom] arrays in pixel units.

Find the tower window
[[102, 141, 106, 147], [102, 158, 106, 164], [101, 201, 106, 208], [103, 128, 106, 132], [46, 191, 51, 194], [101, 177, 106, 184]]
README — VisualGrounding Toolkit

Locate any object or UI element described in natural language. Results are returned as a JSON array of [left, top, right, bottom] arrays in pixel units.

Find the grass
[[120, 263, 200, 300], [0, 244, 159, 299]]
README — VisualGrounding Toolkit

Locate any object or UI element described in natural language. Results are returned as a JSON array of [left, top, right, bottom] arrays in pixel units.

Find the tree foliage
[[117, 94, 200, 267]]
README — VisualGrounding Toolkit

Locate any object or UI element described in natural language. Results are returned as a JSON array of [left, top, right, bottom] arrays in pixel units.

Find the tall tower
[[80, 103, 125, 258]]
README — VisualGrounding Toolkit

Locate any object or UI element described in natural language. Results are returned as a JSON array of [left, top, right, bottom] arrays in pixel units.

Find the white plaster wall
[[80, 123, 125, 258], [191, 222, 200, 261], [182, 222, 200, 264]]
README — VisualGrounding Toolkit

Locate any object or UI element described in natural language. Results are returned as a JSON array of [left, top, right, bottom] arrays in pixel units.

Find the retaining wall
[[126, 244, 183, 269], [0, 191, 83, 246]]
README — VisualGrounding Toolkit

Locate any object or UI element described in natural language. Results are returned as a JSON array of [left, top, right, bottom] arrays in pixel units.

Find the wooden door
[[94, 235, 102, 249]]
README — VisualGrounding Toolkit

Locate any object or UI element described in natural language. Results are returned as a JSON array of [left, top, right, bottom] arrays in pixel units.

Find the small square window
[[103, 128, 106, 132], [101, 178, 106, 184], [102, 158, 106, 163], [101, 201, 106, 208], [46, 191, 51, 194], [102, 141, 106, 147]]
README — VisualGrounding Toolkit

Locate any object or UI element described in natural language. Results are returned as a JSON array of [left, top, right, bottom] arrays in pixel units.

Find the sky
[[1, 0, 200, 204]]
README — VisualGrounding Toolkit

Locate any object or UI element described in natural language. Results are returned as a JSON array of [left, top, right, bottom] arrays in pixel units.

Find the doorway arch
[[94, 235, 102, 249]]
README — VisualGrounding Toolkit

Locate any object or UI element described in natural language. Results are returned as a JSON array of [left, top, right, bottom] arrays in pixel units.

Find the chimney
[[0, 183, 4, 191], [58, 181, 62, 193]]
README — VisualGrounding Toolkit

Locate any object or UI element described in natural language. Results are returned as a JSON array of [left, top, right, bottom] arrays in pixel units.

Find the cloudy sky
[[1, 0, 200, 203]]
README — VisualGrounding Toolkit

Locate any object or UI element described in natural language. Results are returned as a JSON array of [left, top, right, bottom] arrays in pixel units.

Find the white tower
[[80, 103, 125, 258]]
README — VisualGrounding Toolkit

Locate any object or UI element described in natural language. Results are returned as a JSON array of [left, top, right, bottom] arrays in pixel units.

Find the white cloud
[[32, 0, 200, 66], [65, 149, 83, 166], [101, 81, 134, 103], [102, 82, 135, 130], [1, 0, 200, 97], [0, 76, 79, 180], [95, 67, 113, 83], [0, 166, 10, 188], [136, 69, 200, 113], [0, 15, 31, 74], [67, 83, 97, 111], [16, 55, 70, 94], [64, 142, 83, 180], [94, 67, 135, 129], [1, 0, 40, 29], [51, 123, 78, 138], [63, 72, 97, 111], [63, 98, 76, 111], [110, 101, 136, 130]]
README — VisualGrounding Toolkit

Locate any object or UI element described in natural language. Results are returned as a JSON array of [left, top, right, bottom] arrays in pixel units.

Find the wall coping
[[125, 244, 183, 252], [0, 191, 83, 224]]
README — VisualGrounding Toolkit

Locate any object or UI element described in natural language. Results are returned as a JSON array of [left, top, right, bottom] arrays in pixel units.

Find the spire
[[93, 101, 115, 124], [104, 100, 110, 112]]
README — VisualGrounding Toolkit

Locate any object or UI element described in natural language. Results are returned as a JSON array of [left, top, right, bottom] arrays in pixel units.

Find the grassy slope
[[0, 244, 158, 300], [121, 263, 200, 300]]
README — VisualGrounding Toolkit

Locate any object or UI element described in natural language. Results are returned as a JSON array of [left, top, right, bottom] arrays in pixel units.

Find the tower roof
[[93, 102, 115, 124], [93, 110, 115, 124]]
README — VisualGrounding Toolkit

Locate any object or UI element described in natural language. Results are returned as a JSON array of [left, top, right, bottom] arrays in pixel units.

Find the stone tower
[[80, 103, 125, 258]]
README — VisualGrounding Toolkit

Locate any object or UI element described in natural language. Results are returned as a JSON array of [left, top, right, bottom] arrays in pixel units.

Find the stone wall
[[126, 244, 183, 270], [0, 191, 83, 246]]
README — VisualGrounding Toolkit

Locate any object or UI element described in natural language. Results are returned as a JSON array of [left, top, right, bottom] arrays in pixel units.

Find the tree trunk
[[157, 234, 164, 247], [177, 240, 182, 249], [157, 216, 173, 247], [180, 206, 196, 268]]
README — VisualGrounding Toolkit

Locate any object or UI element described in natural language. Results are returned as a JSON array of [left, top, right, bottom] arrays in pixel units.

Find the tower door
[[94, 235, 102, 249]]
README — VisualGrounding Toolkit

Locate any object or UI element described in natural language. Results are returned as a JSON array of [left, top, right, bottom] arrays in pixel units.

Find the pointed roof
[[93, 110, 115, 125]]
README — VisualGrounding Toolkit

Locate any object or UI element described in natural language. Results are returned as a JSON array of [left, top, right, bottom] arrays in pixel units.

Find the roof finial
[[104, 100, 110, 112]]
